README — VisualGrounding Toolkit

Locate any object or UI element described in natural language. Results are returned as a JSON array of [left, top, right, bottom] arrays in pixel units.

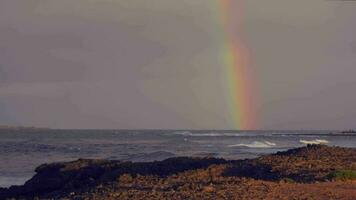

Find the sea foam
[[228, 141, 276, 148], [299, 139, 329, 145]]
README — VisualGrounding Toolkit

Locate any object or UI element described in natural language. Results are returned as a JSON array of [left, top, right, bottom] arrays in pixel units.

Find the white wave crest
[[299, 139, 329, 145], [228, 141, 277, 148]]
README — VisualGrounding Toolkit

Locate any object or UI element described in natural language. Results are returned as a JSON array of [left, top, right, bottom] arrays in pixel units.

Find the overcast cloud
[[0, 0, 355, 129]]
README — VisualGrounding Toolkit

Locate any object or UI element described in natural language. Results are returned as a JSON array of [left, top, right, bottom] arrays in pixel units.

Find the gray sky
[[0, 0, 355, 129]]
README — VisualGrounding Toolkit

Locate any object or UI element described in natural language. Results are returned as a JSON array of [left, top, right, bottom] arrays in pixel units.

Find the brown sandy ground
[[68, 166, 356, 200]]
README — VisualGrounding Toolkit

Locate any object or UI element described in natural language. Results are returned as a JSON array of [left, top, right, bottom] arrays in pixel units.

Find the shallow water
[[1, 129, 356, 187]]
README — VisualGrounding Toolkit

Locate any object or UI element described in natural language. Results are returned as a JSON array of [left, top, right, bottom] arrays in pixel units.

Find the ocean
[[1, 129, 356, 188]]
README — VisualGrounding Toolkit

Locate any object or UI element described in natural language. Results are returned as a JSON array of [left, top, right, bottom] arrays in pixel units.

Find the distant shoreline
[[0, 126, 51, 131], [1, 127, 355, 137]]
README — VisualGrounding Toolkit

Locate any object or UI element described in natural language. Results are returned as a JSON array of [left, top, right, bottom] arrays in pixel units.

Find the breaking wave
[[228, 141, 277, 148], [299, 139, 329, 145]]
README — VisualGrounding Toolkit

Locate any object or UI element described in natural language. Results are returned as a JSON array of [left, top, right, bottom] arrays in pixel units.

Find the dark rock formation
[[2, 145, 356, 199], [0, 157, 226, 199]]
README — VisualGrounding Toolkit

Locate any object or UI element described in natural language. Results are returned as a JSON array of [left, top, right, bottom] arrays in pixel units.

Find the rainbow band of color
[[215, 0, 258, 130]]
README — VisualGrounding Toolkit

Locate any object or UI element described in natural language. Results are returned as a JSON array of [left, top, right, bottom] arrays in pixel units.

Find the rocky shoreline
[[1, 145, 356, 199]]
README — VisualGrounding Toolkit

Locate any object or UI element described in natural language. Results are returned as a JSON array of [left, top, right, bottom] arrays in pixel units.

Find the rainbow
[[214, 0, 258, 130]]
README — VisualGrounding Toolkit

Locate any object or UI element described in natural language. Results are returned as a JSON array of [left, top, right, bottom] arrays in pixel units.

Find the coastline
[[1, 144, 356, 199]]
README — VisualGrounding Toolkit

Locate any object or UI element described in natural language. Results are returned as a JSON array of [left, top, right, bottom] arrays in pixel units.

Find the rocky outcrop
[[2, 145, 356, 199], [0, 157, 226, 199], [224, 144, 356, 182]]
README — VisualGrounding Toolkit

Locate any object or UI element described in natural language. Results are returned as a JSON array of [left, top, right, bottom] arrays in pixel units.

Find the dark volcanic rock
[[2, 145, 356, 199], [0, 157, 226, 199]]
